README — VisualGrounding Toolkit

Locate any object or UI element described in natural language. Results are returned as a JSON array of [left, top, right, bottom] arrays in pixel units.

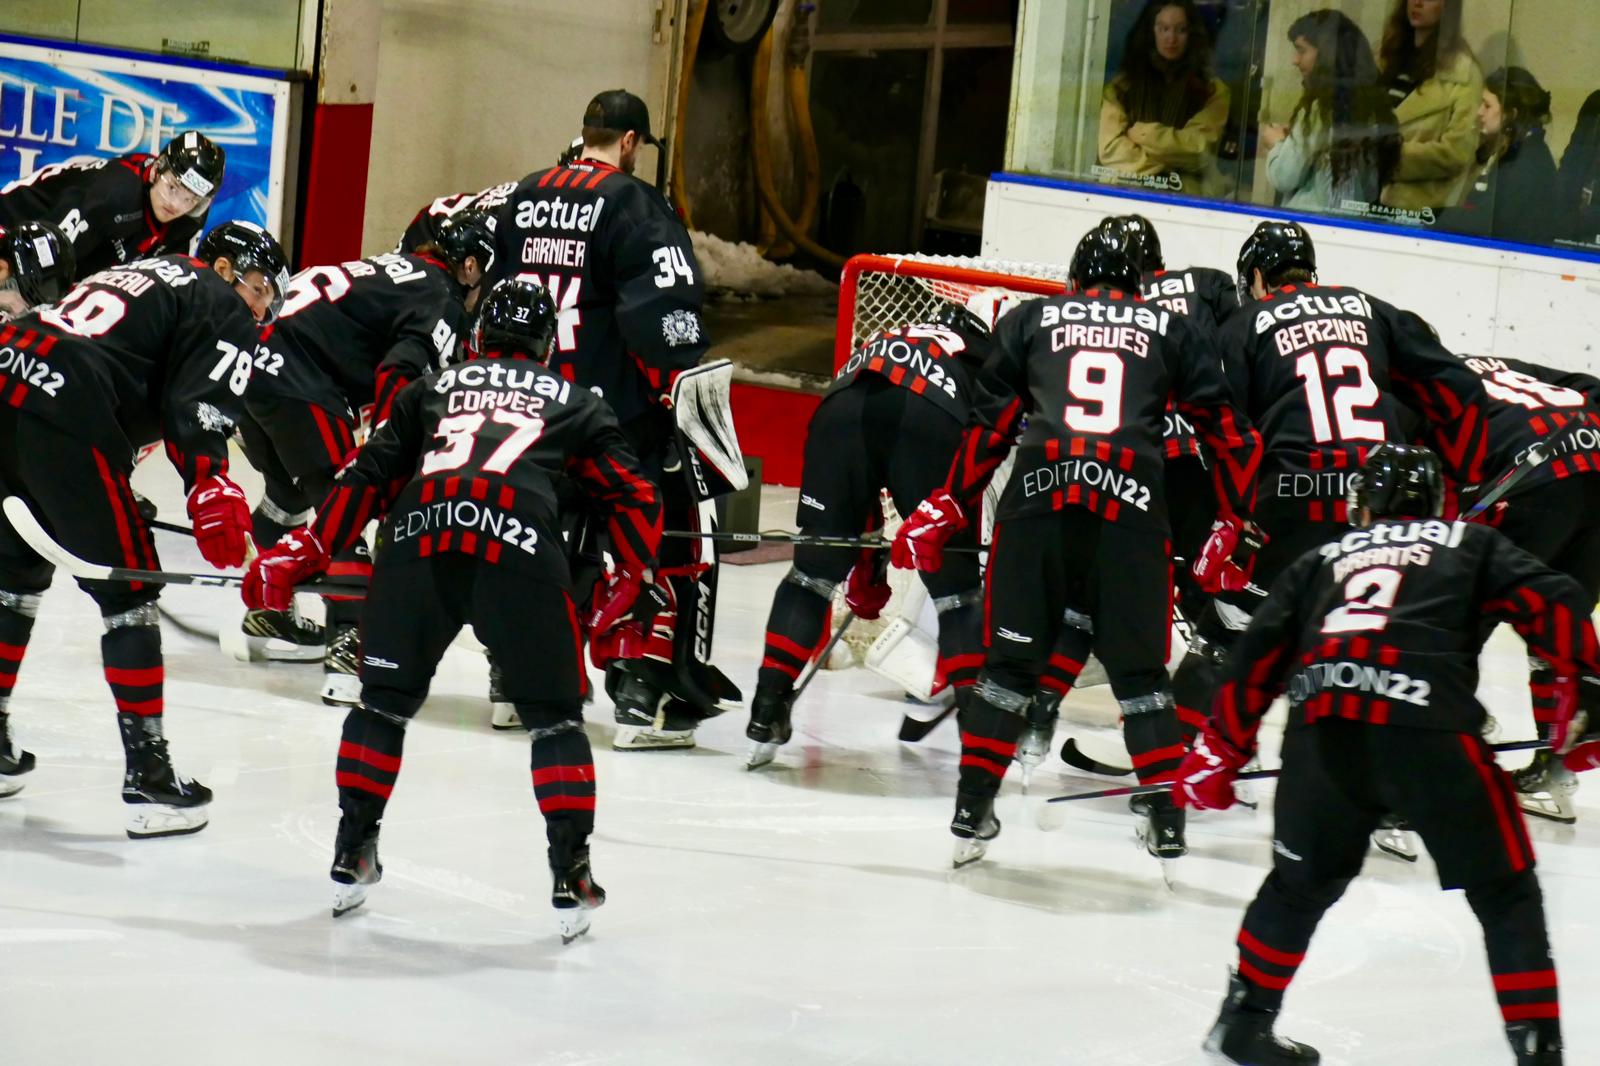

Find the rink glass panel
[[1007, 0, 1600, 255], [1, 0, 309, 70]]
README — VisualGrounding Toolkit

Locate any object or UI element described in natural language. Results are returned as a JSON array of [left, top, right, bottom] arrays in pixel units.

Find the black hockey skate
[[611, 663, 696, 750], [488, 657, 518, 730], [121, 729, 212, 839], [321, 623, 362, 708], [225, 607, 325, 664], [951, 790, 1001, 869], [1203, 970, 1321, 1065], [551, 849, 606, 944], [1506, 1019, 1563, 1066], [1371, 812, 1419, 862], [1137, 791, 1186, 887], [1015, 692, 1061, 791], [0, 712, 35, 798], [745, 687, 794, 770], [330, 830, 382, 917], [1514, 750, 1579, 825]]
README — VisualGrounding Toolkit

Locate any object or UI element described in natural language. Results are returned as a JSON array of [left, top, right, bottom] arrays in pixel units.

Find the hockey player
[[239, 279, 663, 940], [0, 220, 287, 833], [397, 181, 516, 254], [1170, 221, 1489, 745], [1177, 443, 1585, 1066], [746, 299, 1002, 768], [231, 211, 496, 702], [893, 225, 1264, 869], [0, 220, 77, 320], [1456, 354, 1600, 823], [0, 131, 225, 279], [490, 88, 738, 750]]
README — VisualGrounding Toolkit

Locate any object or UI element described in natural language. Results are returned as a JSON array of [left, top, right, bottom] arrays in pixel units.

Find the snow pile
[[691, 230, 836, 298]]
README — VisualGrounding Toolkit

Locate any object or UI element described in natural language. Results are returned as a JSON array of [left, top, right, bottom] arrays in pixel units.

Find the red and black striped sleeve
[[1169, 318, 1263, 520], [943, 307, 1029, 513], [1209, 551, 1316, 753], [1481, 531, 1600, 679], [567, 420, 662, 574], [1385, 307, 1488, 489], [308, 380, 425, 553], [371, 363, 410, 430]]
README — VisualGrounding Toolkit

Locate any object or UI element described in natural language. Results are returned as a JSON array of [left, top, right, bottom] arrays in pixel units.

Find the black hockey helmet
[[927, 300, 997, 371], [558, 134, 585, 166], [1347, 442, 1445, 523], [1237, 220, 1316, 299], [0, 221, 76, 307], [1069, 225, 1141, 295], [471, 278, 558, 362], [154, 130, 226, 214], [1112, 214, 1164, 273], [432, 208, 497, 279], [196, 220, 290, 323]]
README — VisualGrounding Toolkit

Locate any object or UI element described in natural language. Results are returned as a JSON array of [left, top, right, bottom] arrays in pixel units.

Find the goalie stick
[[2, 497, 359, 598], [1042, 738, 1549, 804]]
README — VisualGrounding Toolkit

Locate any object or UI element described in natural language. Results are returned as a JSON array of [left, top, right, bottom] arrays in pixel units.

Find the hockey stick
[[149, 517, 193, 537], [2, 497, 359, 598], [662, 529, 987, 553], [898, 704, 956, 742], [1462, 417, 1591, 521], [1042, 738, 1549, 804], [792, 611, 855, 702], [1058, 737, 1133, 777]]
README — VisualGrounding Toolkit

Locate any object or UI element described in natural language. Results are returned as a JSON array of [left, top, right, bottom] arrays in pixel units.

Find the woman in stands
[[1376, 0, 1482, 215], [1098, 0, 1231, 197], [1262, 9, 1399, 213], [1451, 66, 1560, 245]]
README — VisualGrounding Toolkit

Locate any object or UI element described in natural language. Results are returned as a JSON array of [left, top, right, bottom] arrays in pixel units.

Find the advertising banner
[[0, 34, 293, 238]]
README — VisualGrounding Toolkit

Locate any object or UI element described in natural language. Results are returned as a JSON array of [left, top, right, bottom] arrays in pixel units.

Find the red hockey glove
[[1564, 741, 1600, 773], [844, 548, 892, 620], [1549, 676, 1583, 755], [1192, 516, 1267, 595], [242, 529, 330, 612], [586, 568, 672, 637], [187, 473, 252, 569], [1172, 725, 1252, 811], [891, 489, 966, 573]]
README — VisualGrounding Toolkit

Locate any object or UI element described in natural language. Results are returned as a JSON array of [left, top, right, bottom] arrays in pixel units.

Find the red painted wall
[[298, 102, 375, 266], [731, 381, 820, 488]]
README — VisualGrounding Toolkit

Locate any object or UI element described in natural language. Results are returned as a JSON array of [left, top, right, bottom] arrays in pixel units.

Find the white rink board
[[981, 176, 1600, 375], [0, 462, 1595, 1065]]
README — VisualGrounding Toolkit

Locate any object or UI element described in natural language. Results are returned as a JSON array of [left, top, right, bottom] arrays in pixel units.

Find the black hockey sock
[[1037, 625, 1091, 700], [1527, 659, 1561, 742], [758, 579, 831, 694], [0, 595, 38, 711], [1234, 869, 1348, 1011], [1171, 650, 1221, 745], [933, 588, 985, 693], [519, 705, 596, 857], [1119, 689, 1184, 785], [102, 620, 162, 767], [250, 508, 295, 551], [1467, 871, 1561, 1035], [336, 707, 406, 835], [958, 678, 1029, 797]]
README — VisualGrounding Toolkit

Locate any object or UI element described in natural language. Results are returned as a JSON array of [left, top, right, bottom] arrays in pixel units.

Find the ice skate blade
[[321, 673, 361, 708], [489, 701, 520, 731], [611, 725, 695, 751], [332, 881, 371, 918], [1372, 827, 1418, 862], [746, 740, 779, 770], [1018, 764, 1033, 795], [220, 623, 324, 664], [1517, 794, 1577, 825], [557, 908, 592, 944], [0, 776, 25, 798], [951, 837, 990, 869], [126, 802, 209, 839]]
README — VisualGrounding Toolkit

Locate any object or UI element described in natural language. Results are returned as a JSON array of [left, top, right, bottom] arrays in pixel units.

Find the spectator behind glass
[[1556, 91, 1600, 248], [1098, 0, 1232, 196], [1377, 0, 1482, 215], [1448, 67, 1559, 246], [1261, 10, 1400, 213]]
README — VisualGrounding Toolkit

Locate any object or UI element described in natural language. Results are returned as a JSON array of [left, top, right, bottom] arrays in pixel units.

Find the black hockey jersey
[[1219, 283, 1488, 521], [309, 355, 662, 587], [489, 160, 707, 424], [0, 155, 207, 280], [4, 255, 258, 487], [397, 181, 517, 253], [1143, 267, 1237, 463], [1211, 518, 1600, 741], [1460, 355, 1600, 490], [250, 252, 466, 427], [950, 288, 1262, 530], [826, 322, 979, 424]]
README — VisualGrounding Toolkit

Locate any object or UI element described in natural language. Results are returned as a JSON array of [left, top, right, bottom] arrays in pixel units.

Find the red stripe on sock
[[960, 731, 1017, 758], [114, 698, 163, 717], [538, 794, 596, 812], [766, 632, 813, 661], [532, 764, 595, 786], [959, 753, 1010, 778], [1494, 969, 1557, 992], [105, 665, 163, 687], [338, 741, 401, 773], [1500, 1003, 1560, 1022], [1238, 959, 1295, 991], [1131, 743, 1185, 768], [335, 770, 394, 799], [760, 656, 802, 680], [1238, 928, 1306, 967]]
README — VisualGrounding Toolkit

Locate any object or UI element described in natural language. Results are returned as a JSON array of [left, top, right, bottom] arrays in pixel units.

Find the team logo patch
[[194, 401, 234, 434], [661, 309, 702, 347]]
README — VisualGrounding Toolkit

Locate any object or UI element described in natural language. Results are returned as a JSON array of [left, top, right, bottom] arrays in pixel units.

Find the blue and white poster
[[0, 34, 293, 239]]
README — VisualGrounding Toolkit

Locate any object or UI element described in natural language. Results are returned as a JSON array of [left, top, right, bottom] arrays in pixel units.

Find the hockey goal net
[[827, 254, 1072, 673]]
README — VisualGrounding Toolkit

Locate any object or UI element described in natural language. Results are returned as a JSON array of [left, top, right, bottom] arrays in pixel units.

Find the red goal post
[[834, 253, 1074, 369]]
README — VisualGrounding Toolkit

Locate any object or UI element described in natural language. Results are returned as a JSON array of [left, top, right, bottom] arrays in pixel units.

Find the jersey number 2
[[1321, 567, 1402, 633], [421, 410, 546, 476]]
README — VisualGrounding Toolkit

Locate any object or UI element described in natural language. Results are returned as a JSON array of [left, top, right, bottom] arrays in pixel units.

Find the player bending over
[[0, 221, 287, 835], [894, 224, 1263, 871], [1177, 444, 1587, 1066], [241, 279, 663, 941], [746, 298, 1007, 768]]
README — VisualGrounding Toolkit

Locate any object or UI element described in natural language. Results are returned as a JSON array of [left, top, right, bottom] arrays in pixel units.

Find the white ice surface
[[0, 459, 1595, 1065]]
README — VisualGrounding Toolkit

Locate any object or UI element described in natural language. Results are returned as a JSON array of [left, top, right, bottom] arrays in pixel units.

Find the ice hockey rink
[[1, 457, 1595, 1066]]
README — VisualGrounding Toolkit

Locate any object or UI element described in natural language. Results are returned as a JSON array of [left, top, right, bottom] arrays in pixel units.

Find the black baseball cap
[[583, 89, 663, 147]]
